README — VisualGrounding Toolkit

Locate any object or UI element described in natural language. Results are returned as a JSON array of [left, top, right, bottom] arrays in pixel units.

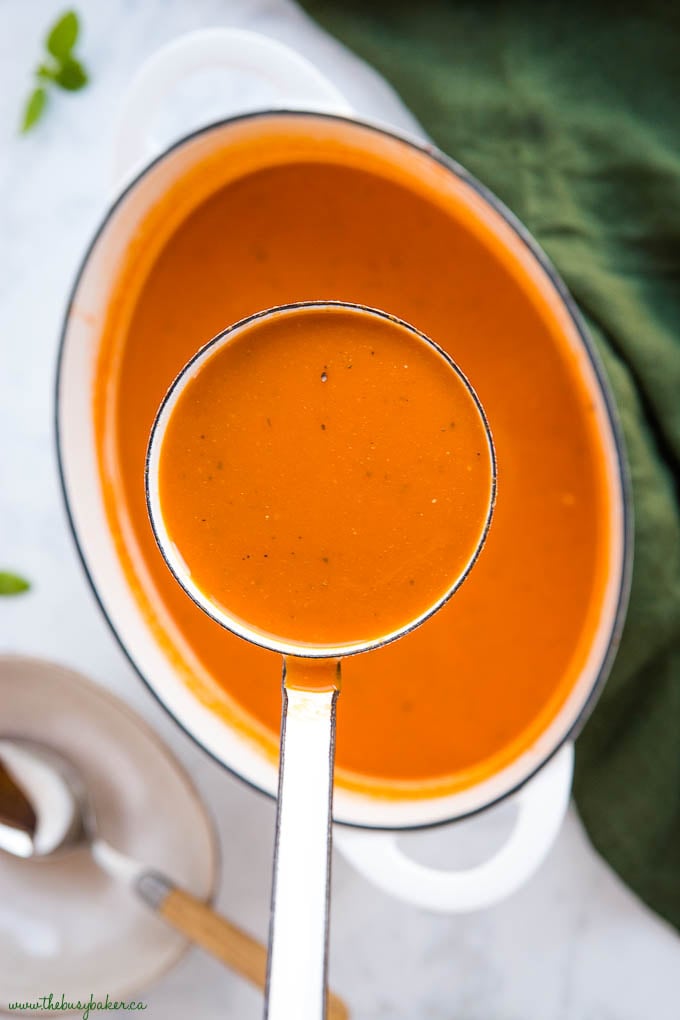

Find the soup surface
[[94, 115, 616, 796], [153, 304, 494, 650]]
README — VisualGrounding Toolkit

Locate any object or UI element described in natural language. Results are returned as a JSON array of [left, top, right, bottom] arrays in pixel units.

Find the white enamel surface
[[2, 2, 677, 1017], [0, 656, 217, 1011]]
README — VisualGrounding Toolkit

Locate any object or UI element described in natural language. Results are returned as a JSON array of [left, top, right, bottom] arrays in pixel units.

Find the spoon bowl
[[0, 738, 91, 859]]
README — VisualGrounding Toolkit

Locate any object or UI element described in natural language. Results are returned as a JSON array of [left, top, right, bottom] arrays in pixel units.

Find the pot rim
[[54, 109, 634, 831]]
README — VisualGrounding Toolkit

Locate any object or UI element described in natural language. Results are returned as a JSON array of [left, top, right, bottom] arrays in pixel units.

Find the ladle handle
[[137, 874, 348, 1019], [266, 684, 339, 1020]]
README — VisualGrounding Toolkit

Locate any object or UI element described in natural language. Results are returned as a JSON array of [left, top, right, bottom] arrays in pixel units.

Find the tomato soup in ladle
[[145, 301, 495, 1020]]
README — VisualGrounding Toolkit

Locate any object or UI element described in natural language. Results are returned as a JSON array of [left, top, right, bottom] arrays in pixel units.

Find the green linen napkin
[[302, 0, 680, 930]]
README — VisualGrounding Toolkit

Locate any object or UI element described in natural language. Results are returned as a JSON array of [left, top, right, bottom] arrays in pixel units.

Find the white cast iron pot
[[56, 29, 632, 913]]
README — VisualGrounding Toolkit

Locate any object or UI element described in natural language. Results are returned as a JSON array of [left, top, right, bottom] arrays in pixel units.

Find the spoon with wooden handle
[[140, 875, 347, 1020], [0, 738, 348, 1020]]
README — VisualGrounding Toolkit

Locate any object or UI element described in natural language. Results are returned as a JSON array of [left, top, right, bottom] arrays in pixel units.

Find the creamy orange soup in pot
[[94, 115, 614, 797]]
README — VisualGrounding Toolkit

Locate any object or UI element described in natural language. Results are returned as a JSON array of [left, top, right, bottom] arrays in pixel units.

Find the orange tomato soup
[[154, 305, 494, 649], [94, 114, 615, 796]]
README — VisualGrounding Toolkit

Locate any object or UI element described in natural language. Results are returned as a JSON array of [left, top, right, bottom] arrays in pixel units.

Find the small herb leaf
[[53, 55, 88, 91], [20, 9, 89, 134], [0, 572, 31, 596], [46, 10, 79, 61], [36, 62, 58, 82], [21, 87, 47, 132]]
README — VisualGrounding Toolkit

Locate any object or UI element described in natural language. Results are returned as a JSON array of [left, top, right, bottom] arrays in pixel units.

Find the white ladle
[[145, 301, 496, 1020]]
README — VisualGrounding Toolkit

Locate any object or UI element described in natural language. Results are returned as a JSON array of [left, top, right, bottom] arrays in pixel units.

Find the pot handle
[[334, 742, 574, 913], [113, 28, 353, 185]]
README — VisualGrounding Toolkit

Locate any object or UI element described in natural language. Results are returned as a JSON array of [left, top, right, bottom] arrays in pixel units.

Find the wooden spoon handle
[[161, 885, 267, 985], [138, 877, 348, 1020]]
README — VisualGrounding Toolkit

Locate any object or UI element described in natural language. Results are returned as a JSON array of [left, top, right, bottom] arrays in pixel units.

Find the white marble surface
[[0, 1, 679, 1017]]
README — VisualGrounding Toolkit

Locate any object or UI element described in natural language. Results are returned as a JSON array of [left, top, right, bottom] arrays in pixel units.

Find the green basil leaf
[[46, 10, 79, 61], [20, 87, 47, 133], [0, 572, 31, 595], [53, 55, 88, 91], [36, 62, 58, 82]]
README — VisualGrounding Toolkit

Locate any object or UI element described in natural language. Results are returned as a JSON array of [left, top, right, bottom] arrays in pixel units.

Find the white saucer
[[0, 655, 218, 1013]]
